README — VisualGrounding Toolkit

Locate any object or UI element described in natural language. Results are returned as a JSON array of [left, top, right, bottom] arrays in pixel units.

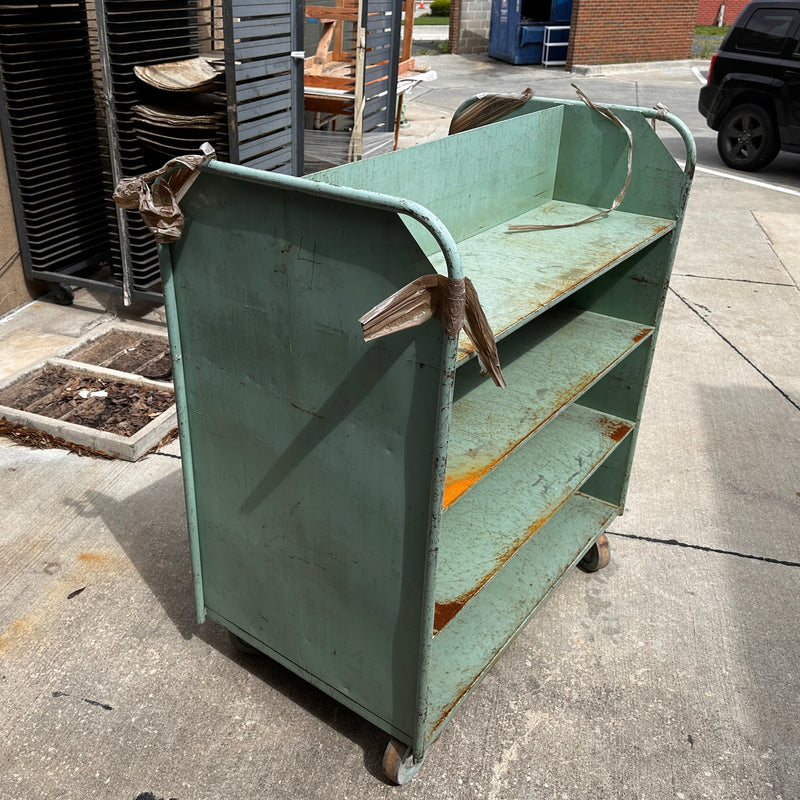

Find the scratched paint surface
[[171, 171, 445, 738], [444, 307, 652, 507], [435, 403, 633, 629], [423, 202, 673, 360], [312, 105, 564, 257], [425, 492, 619, 742], [162, 94, 692, 762]]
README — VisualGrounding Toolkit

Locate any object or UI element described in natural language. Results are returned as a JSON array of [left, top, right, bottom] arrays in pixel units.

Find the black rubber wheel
[[578, 533, 611, 572], [228, 631, 262, 656], [49, 283, 74, 305], [716, 103, 780, 172]]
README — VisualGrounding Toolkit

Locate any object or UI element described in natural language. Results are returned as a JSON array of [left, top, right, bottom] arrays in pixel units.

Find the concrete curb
[[570, 58, 711, 76]]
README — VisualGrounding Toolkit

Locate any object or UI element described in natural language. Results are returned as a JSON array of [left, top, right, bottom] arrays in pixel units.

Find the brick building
[[696, 0, 748, 25], [450, 0, 700, 68], [567, 0, 697, 67]]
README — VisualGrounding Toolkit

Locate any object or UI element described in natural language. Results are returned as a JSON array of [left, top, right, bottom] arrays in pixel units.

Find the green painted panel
[[422, 201, 673, 360], [170, 170, 446, 736], [568, 234, 676, 326], [309, 105, 564, 255], [578, 341, 655, 509], [445, 307, 651, 507], [425, 492, 619, 743], [503, 98, 688, 221], [436, 403, 632, 627]]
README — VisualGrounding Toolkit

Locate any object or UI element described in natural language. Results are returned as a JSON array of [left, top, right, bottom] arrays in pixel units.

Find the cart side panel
[[169, 171, 445, 737], [501, 99, 687, 221], [308, 105, 565, 255]]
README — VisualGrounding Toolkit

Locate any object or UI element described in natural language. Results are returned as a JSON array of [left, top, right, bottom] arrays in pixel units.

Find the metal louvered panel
[[1, 0, 301, 304], [0, 0, 111, 280], [226, 0, 302, 174], [360, 0, 401, 133]]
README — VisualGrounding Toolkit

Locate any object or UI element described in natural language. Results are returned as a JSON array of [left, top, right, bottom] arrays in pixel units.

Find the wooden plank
[[304, 74, 355, 89], [435, 404, 633, 629], [402, 0, 414, 60], [444, 307, 653, 508], [306, 5, 358, 20]]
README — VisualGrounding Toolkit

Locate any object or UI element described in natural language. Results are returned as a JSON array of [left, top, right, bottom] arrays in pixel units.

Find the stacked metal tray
[[0, 1, 110, 278], [95, 0, 214, 291], [0, 0, 303, 304]]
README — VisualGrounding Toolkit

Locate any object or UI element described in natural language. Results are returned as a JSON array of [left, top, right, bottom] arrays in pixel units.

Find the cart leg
[[578, 533, 611, 572], [382, 738, 423, 785]]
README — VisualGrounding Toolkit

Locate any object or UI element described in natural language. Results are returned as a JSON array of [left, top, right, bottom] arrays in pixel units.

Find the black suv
[[699, 0, 800, 170]]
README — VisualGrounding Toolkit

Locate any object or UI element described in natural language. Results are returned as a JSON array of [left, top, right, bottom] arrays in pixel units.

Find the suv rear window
[[736, 8, 800, 53]]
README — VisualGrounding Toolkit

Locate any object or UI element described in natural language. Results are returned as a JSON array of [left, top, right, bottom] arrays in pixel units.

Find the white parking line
[[691, 66, 707, 85], [684, 163, 800, 197]]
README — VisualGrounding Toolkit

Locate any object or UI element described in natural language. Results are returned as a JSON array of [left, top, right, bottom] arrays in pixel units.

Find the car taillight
[[707, 52, 717, 84]]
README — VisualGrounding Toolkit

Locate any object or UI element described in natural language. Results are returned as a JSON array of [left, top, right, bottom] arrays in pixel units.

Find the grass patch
[[415, 14, 450, 24], [695, 24, 729, 36]]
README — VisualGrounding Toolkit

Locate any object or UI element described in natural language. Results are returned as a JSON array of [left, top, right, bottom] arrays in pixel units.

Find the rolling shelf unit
[[160, 94, 694, 784]]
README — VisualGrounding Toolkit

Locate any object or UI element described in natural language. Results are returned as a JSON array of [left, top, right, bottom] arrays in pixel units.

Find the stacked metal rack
[[0, 0, 111, 301], [0, 0, 303, 305]]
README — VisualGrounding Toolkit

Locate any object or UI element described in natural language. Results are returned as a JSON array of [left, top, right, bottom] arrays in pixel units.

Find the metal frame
[[160, 98, 696, 778], [542, 24, 569, 66]]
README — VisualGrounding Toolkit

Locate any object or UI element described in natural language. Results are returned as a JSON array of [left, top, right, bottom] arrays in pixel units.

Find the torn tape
[[359, 274, 506, 388], [113, 142, 215, 243], [508, 84, 633, 233]]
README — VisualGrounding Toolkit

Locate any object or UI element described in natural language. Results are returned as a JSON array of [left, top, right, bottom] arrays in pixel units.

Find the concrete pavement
[[1, 55, 799, 800]]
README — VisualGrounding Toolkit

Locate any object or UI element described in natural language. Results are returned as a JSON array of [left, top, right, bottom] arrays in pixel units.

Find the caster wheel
[[579, 533, 610, 572], [49, 284, 74, 305], [382, 738, 423, 785], [228, 631, 262, 656]]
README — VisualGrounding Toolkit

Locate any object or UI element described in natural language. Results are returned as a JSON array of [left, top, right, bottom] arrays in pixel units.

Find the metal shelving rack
[[158, 95, 694, 783], [0, 0, 302, 305]]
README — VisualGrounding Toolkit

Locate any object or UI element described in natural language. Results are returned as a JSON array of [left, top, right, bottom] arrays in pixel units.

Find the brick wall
[[696, 0, 747, 25], [566, 0, 697, 68]]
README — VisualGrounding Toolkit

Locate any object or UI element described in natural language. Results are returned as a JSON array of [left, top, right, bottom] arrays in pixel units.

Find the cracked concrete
[[1, 55, 799, 800]]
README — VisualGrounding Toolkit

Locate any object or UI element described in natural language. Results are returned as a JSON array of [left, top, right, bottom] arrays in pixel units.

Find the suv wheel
[[717, 103, 780, 171]]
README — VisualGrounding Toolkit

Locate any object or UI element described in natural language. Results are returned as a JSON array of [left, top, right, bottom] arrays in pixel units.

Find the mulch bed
[[0, 365, 174, 437], [69, 329, 173, 381]]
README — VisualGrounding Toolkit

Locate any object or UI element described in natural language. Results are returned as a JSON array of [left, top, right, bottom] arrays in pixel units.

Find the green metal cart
[[159, 95, 694, 784]]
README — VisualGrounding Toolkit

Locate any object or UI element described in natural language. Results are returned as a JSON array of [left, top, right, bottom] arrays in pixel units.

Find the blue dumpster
[[489, 0, 572, 65]]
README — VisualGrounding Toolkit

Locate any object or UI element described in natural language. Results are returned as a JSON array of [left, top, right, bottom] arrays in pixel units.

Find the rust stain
[[77, 552, 114, 567], [431, 680, 474, 736], [632, 327, 653, 344], [433, 599, 465, 633], [442, 466, 493, 509], [443, 440, 522, 508], [433, 506, 560, 634], [604, 418, 633, 443], [0, 551, 128, 658], [0, 616, 36, 654]]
